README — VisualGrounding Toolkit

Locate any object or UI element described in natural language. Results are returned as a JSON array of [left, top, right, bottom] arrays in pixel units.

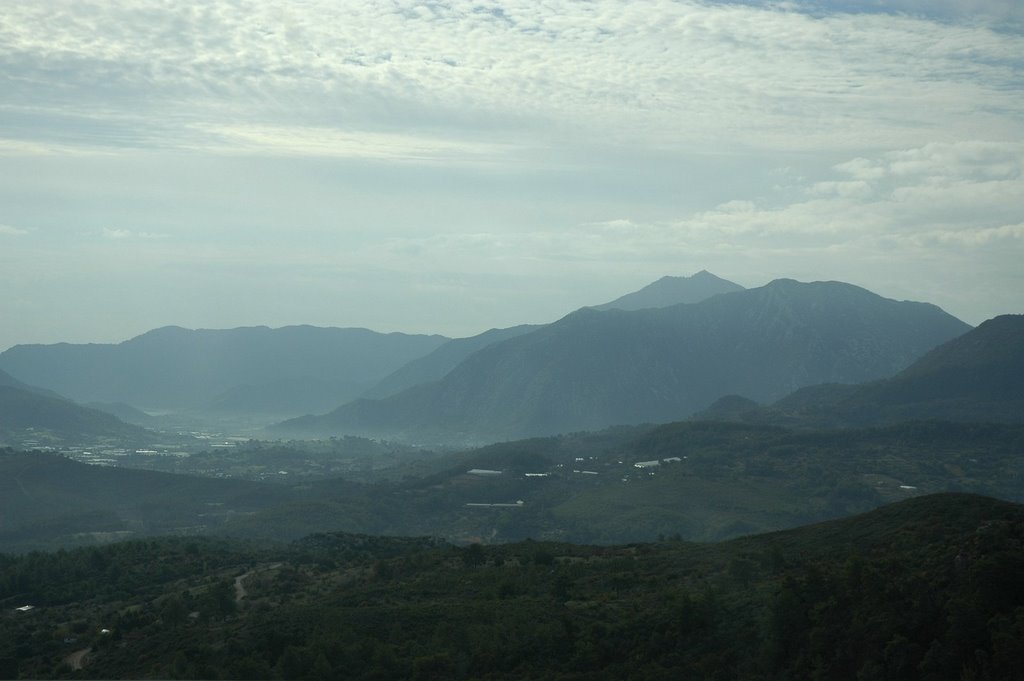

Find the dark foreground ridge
[[3, 493, 1023, 680]]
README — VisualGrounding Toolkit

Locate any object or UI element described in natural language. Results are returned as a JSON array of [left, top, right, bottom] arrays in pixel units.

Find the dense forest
[[2, 494, 1023, 679]]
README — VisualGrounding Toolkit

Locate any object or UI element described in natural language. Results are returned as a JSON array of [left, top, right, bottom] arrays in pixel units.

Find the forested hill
[[3, 493, 1023, 680]]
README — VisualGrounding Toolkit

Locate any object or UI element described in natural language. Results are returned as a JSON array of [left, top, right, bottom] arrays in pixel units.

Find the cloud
[[196, 123, 515, 164], [0, 1, 1021, 157], [101, 227, 168, 240], [0, 223, 28, 236], [351, 140, 1024, 277]]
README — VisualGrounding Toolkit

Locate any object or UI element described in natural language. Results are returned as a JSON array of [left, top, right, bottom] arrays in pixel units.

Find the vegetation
[[2, 494, 1023, 679], [4, 420, 1024, 552]]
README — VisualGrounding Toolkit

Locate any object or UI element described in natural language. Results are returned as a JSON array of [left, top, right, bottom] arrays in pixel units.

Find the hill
[[275, 279, 970, 443], [0, 449, 293, 551], [761, 314, 1024, 426], [843, 313, 1024, 422], [0, 325, 449, 413], [9, 416, 1024, 551], [592, 269, 744, 310], [85, 402, 157, 427], [0, 368, 63, 400], [0, 385, 150, 447], [3, 493, 1023, 680]]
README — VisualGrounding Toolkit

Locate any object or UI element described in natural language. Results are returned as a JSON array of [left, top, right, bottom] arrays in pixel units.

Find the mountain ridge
[[274, 278, 970, 443], [0, 325, 450, 413]]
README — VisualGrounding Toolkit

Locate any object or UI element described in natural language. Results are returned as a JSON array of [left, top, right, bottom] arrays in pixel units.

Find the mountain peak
[[593, 271, 744, 311]]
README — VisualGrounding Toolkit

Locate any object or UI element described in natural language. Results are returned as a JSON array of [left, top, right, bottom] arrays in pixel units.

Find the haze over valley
[[1, 271, 1021, 554], [2, 0, 1023, 677]]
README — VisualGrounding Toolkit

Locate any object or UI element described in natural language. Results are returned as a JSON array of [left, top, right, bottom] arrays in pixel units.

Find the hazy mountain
[[0, 367, 31, 390], [768, 314, 1024, 426], [207, 376, 375, 417], [0, 384, 150, 445], [0, 367, 64, 400], [86, 401, 158, 426], [0, 325, 449, 411], [691, 394, 762, 421], [362, 325, 541, 400], [592, 270, 744, 311], [273, 279, 970, 443], [363, 273, 740, 402]]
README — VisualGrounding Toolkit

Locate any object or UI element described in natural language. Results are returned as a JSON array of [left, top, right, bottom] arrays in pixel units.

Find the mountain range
[[0, 271, 749, 431], [0, 325, 449, 416], [4, 272, 1012, 446], [274, 278, 971, 443]]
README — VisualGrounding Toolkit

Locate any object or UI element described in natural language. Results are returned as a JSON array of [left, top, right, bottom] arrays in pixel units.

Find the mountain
[[364, 273, 739, 401], [86, 401, 158, 426], [362, 325, 541, 400], [0, 384, 150, 445], [0, 367, 64, 400], [207, 376, 374, 416], [0, 325, 449, 412], [273, 279, 970, 443], [691, 394, 762, 420], [768, 314, 1024, 426], [592, 270, 744, 311]]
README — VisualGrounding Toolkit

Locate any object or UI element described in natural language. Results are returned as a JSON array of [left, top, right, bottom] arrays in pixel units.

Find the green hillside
[[2, 494, 1022, 680]]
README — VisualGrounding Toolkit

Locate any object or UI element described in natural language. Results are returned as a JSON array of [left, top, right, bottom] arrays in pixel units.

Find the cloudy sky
[[1, 0, 1022, 349]]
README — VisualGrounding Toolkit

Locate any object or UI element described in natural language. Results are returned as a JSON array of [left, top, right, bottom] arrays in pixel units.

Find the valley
[[1, 272, 1022, 679]]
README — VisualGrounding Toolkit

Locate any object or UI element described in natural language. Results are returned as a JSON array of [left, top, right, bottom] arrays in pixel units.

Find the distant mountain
[[0, 325, 449, 411], [0, 367, 64, 400], [592, 270, 744, 311], [208, 376, 375, 416], [364, 273, 740, 401], [362, 325, 541, 400], [768, 314, 1024, 426], [0, 384, 150, 445], [86, 401, 158, 426], [273, 279, 970, 443], [691, 394, 762, 421]]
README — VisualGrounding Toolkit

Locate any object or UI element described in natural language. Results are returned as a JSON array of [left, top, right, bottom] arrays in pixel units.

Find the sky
[[1, 0, 1022, 350]]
